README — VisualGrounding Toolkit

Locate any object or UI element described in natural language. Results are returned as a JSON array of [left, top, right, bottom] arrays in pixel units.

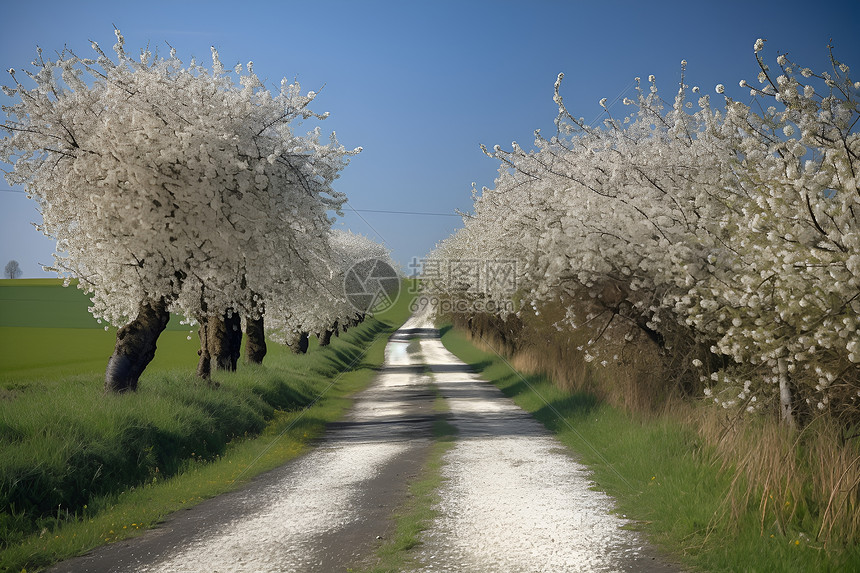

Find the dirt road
[[409, 313, 675, 572], [49, 313, 678, 572]]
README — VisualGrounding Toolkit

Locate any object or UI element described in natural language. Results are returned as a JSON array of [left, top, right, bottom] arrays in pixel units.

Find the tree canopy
[[426, 42, 860, 425], [1, 30, 360, 328]]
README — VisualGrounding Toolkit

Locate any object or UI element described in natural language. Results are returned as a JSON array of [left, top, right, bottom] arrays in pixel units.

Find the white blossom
[[421, 40, 860, 422], [1, 30, 361, 330]]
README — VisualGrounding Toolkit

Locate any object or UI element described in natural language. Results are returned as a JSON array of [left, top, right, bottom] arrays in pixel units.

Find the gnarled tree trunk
[[105, 298, 170, 392], [293, 331, 309, 354], [318, 328, 333, 347], [221, 311, 242, 370], [245, 315, 267, 364], [197, 310, 242, 379], [196, 317, 212, 379]]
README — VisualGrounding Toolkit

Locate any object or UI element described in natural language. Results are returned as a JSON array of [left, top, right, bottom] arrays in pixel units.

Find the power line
[[348, 208, 463, 217], [1, 190, 467, 219]]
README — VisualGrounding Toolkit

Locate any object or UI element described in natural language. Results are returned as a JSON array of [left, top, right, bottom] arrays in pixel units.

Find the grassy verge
[[0, 283, 415, 573], [361, 387, 458, 573], [439, 323, 860, 573]]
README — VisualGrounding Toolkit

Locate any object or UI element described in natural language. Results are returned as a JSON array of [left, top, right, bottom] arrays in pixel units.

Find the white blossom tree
[[1, 30, 359, 390], [427, 41, 859, 427], [265, 229, 394, 350]]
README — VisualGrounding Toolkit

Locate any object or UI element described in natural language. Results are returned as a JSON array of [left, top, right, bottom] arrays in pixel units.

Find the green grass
[[0, 279, 190, 330], [438, 323, 860, 573], [0, 278, 219, 384], [0, 328, 201, 384], [0, 279, 416, 573]]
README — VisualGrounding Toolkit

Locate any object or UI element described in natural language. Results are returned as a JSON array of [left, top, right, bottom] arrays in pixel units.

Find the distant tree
[[266, 230, 395, 348], [4, 259, 22, 279]]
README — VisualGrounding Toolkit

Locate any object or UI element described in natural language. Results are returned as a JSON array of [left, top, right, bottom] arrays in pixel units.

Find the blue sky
[[2, 0, 859, 276]]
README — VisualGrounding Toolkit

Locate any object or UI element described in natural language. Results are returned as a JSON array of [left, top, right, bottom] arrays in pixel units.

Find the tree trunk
[[197, 310, 242, 378], [212, 311, 242, 370], [778, 357, 796, 428], [196, 318, 212, 379], [245, 315, 267, 364], [318, 328, 333, 347], [224, 311, 242, 369], [105, 298, 170, 392], [293, 331, 309, 354]]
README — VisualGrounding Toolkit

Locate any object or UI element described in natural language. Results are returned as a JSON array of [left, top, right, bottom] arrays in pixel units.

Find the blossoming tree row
[[1, 30, 390, 391], [427, 40, 859, 426]]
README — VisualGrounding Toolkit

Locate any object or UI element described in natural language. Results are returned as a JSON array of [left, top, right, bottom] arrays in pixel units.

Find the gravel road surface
[[48, 312, 679, 572], [409, 313, 677, 572]]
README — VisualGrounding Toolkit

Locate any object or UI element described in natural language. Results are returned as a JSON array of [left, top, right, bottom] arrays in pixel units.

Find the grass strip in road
[[360, 387, 457, 573], [438, 323, 860, 573]]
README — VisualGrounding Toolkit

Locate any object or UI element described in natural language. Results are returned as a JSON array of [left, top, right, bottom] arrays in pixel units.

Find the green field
[[0, 279, 191, 330], [0, 279, 202, 385], [0, 278, 415, 573]]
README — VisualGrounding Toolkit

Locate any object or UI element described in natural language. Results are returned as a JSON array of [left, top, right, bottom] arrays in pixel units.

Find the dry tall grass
[[695, 407, 860, 547]]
